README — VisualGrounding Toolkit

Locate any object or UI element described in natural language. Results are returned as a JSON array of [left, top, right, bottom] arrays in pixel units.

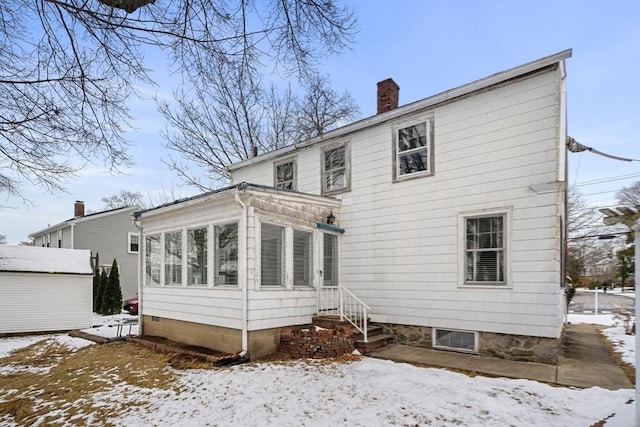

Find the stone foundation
[[379, 323, 560, 364], [278, 325, 355, 359]]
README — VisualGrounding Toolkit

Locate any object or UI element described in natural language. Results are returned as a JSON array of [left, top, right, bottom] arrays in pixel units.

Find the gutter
[[234, 191, 249, 358]]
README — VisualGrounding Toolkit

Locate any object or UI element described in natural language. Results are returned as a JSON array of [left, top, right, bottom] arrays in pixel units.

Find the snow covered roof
[[0, 246, 93, 275]]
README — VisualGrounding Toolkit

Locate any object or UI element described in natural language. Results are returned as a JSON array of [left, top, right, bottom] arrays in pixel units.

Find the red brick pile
[[278, 325, 355, 359]]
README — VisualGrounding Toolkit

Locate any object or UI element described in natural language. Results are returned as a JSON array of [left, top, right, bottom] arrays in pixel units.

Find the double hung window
[[395, 120, 432, 179], [145, 234, 161, 285], [275, 160, 296, 190], [465, 215, 505, 283], [322, 144, 349, 194]]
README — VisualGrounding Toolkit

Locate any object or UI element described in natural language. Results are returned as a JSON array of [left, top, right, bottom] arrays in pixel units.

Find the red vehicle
[[123, 296, 138, 315]]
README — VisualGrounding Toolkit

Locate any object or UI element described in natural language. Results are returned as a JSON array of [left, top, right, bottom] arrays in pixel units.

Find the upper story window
[[128, 232, 139, 254], [394, 119, 433, 180], [322, 143, 349, 194], [464, 215, 506, 284], [275, 159, 296, 190]]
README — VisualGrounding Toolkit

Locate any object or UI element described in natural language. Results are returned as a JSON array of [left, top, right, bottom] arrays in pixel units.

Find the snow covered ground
[[0, 311, 635, 426]]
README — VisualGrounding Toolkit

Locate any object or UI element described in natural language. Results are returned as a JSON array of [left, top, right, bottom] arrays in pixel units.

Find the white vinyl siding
[[230, 67, 566, 339], [0, 272, 92, 334]]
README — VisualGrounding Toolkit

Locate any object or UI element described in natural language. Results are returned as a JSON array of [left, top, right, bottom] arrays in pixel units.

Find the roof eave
[[228, 49, 572, 173]]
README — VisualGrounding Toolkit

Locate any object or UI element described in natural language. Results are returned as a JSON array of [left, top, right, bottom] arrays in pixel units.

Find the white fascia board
[[229, 49, 573, 173]]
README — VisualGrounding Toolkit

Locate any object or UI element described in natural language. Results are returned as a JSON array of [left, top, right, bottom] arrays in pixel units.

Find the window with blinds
[[293, 230, 313, 287], [465, 215, 505, 283], [261, 223, 284, 287]]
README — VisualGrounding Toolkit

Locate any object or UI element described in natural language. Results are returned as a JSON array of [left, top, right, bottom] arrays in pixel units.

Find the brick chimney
[[74, 201, 85, 218], [377, 78, 399, 114]]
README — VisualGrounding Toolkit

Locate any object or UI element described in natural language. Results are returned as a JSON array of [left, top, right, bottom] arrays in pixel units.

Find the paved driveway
[[569, 290, 635, 315]]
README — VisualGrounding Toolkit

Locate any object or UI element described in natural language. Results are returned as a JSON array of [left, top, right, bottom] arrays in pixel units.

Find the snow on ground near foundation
[[0, 312, 635, 426], [79, 312, 139, 338]]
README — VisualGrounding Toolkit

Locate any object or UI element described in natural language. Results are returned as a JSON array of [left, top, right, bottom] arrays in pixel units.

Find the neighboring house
[[29, 202, 140, 299], [0, 245, 93, 334], [583, 258, 616, 283], [134, 49, 571, 362]]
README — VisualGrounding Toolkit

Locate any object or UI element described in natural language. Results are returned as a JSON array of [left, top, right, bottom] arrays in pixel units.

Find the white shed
[[0, 246, 93, 335]]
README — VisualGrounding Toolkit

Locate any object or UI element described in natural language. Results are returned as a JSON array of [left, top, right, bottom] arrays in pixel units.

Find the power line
[[572, 173, 640, 187]]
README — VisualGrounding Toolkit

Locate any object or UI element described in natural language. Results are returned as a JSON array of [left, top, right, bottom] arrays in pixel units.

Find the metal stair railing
[[318, 285, 371, 342]]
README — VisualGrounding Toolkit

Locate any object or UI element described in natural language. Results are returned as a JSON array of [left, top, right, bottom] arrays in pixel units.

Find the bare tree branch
[[1, 0, 356, 203]]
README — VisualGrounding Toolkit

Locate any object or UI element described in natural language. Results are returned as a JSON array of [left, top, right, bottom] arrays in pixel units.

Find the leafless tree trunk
[[1, 0, 356, 203]]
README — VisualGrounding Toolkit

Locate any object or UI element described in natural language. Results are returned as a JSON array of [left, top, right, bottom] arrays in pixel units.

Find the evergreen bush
[[101, 259, 123, 315]]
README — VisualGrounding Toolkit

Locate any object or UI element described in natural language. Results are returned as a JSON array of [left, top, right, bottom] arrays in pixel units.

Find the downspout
[[234, 192, 249, 358], [133, 218, 143, 335]]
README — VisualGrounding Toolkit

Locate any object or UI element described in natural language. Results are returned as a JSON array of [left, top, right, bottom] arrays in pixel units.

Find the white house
[[0, 245, 93, 334], [134, 49, 571, 361]]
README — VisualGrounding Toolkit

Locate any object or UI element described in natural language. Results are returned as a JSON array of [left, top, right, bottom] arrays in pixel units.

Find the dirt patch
[[0, 339, 183, 426]]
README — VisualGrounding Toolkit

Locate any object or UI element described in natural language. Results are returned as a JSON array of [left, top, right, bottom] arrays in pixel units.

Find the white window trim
[[457, 207, 513, 288], [274, 157, 297, 191], [321, 141, 350, 195], [128, 232, 140, 254], [392, 116, 434, 182], [432, 328, 478, 354]]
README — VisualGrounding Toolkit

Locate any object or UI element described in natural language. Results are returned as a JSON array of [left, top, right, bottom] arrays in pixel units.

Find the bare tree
[[616, 180, 640, 207], [159, 67, 360, 190], [1, 1, 356, 202], [102, 190, 145, 209], [293, 73, 360, 141]]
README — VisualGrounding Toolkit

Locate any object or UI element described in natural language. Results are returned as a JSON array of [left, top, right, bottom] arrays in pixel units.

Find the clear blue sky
[[2, 0, 639, 243]]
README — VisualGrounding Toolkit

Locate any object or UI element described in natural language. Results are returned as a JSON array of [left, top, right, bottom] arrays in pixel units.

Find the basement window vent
[[433, 329, 478, 353], [151, 316, 160, 322]]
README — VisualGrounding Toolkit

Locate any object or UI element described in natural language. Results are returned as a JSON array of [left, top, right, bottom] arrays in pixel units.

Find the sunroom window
[[261, 223, 284, 287], [215, 223, 238, 286], [145, 234, 161, 285], [165, 230, 182, 285], [187, 227, 208, 286]]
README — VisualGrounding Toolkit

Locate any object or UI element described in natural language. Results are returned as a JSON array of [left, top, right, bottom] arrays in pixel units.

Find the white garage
[[0, 245, 93, 335]]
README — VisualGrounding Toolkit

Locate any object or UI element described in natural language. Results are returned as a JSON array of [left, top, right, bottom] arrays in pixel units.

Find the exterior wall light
[[326, 212, 336, 225]]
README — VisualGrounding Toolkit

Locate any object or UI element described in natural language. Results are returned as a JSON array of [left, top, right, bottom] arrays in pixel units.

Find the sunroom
[[133, 182, 351, 359]]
